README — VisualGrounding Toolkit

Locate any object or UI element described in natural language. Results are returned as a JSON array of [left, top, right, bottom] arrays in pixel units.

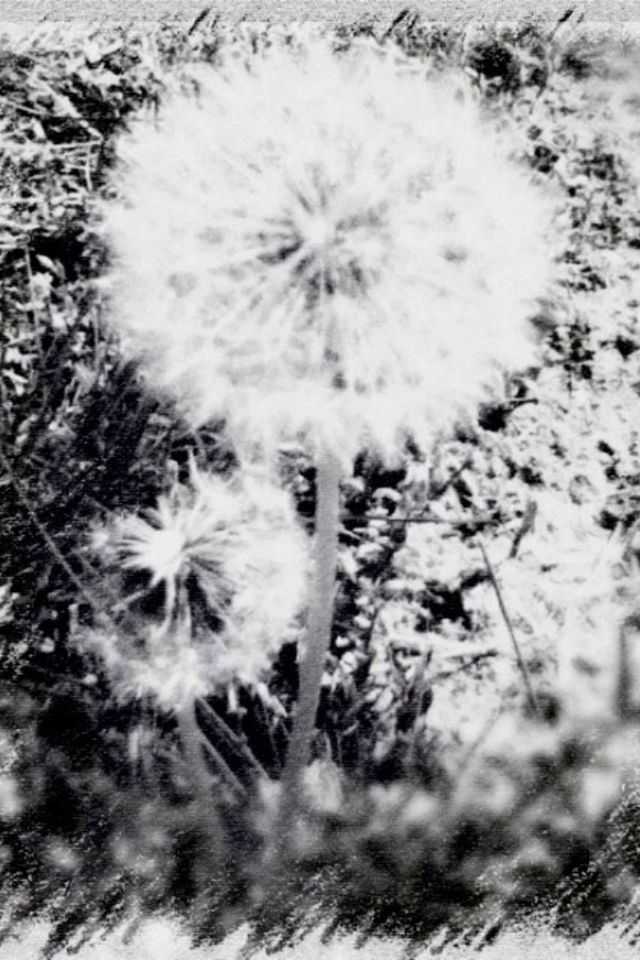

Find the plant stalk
[[177, 702, 214, 800], [479, 540, 539, 716], [176, 700, 224, 929], [277, 444, 341, 842]]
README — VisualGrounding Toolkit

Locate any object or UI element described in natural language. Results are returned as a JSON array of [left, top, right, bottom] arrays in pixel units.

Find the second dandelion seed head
[[83, 464, 309, 710]]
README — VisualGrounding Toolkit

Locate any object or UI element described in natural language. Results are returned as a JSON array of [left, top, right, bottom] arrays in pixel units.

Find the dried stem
[[197, 696, 269, 781], [478, 539, 540, 715], [199, 735, 247, 799], [430, 648, 499, 683]]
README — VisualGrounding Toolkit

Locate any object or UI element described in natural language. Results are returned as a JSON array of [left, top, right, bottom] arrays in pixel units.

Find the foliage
[[2, 9, 640, 956]]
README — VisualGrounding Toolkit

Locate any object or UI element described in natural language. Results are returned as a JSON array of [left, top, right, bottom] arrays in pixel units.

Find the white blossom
[[102, 38, 556, 468]]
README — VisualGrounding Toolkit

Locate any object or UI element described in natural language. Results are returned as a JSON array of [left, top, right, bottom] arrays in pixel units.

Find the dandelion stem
[[258, 446, 341, 925], [278, 444, 341, 835], [176, 701, 224, 929], [176, 701, 214, 803]]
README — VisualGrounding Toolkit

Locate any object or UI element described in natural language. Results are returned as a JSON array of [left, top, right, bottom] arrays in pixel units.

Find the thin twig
[[199, 734, 247, 799], [430, 649, 499, 683], [429, 453, 474, 501], [187, 6, 214, 36], [357, 513, 444, 525], [110, 588, 148, 614], [348, 510, 497, 528], [457, 705, 505, 776], [196, 696, 269, 780], [381, 8, 411, 41], [478, 539, 540, 715], [0, 94, 41, 117]]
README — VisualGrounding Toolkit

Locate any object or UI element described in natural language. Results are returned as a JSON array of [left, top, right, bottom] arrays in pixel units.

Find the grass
[[2, 8, 640, 956]]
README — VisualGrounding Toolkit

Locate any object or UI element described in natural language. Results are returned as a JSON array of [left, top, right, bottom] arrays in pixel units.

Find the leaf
[[338, 548, 358, 581]]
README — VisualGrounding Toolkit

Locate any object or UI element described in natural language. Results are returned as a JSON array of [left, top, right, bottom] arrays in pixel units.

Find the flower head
[[103, 38, 556, 467], [84, 464, 308, 709]]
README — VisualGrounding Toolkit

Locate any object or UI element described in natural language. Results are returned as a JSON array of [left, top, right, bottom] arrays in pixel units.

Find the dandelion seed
[[84, 465, 308, 710], [102, 38, 556, 468]]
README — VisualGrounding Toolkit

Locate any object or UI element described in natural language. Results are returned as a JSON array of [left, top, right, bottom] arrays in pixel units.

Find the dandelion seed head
[[85, 467, 308, 709], [104, 38, 556, 467]]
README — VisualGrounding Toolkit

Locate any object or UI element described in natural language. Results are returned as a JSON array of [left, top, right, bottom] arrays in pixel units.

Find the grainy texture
[[1, 10, 640, 959]]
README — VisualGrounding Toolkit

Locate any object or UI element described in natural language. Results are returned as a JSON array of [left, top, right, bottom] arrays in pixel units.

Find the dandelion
[[85, 462, 308, 710], [101, 35, 557, 851], [103, 38, 556, 469], [83, 462, 309, 891]]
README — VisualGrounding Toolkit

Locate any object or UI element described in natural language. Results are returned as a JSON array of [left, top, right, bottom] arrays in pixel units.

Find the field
[[2, 9, 640, 958]]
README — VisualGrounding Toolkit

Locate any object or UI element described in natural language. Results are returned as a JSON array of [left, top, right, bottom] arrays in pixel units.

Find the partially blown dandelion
[[85, 464, 308, 710], [84, 465, 307, 920]]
